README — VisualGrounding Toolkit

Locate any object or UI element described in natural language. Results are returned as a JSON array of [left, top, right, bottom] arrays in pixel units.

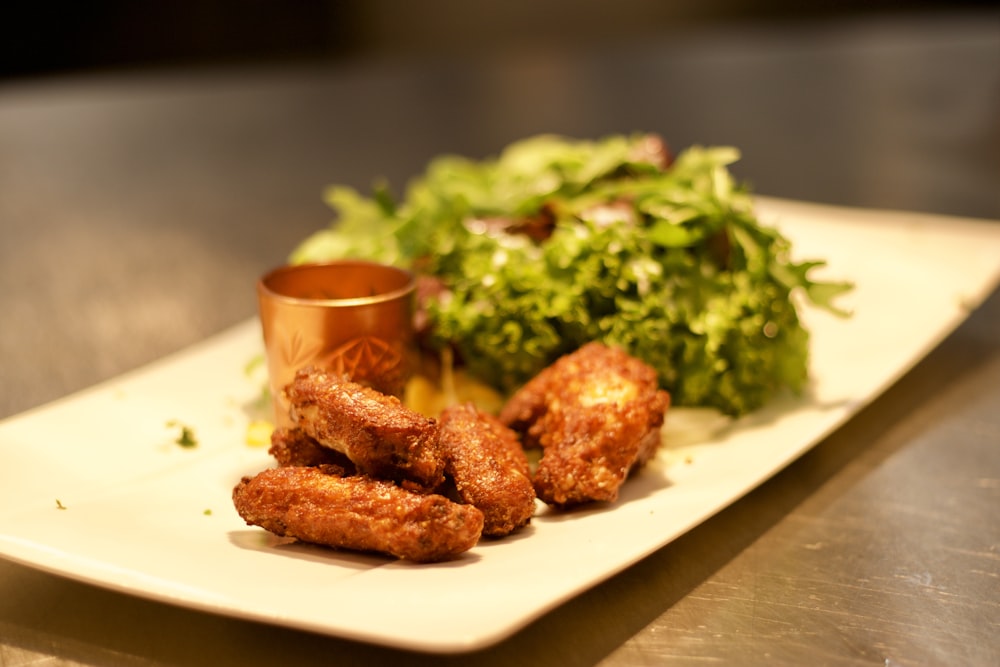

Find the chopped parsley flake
[[166, 420, 199, 448]]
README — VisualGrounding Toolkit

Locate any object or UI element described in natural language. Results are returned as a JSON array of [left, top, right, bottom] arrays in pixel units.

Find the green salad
[[292, 133, 852, 416]]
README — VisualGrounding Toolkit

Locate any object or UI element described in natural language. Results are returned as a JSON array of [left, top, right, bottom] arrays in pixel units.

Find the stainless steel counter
[[1, 11, 998, 666]]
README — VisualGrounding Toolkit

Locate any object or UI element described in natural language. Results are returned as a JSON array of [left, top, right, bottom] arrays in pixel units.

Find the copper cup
[[257, 260, 416, 427]]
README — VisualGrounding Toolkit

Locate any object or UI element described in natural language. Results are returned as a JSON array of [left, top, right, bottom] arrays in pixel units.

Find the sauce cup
[[257, 260, 416, 427]]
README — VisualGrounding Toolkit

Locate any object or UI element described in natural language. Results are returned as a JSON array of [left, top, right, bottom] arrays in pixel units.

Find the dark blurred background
[[2, 0, 995, 78]]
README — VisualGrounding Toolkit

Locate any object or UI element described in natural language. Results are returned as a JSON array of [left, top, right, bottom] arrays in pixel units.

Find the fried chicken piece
[[499, 342, 670, 507], [437, 403, 535, 537], [285, 368, 445, 492], [268, 426, 356, 472], [233, 465, 483, 562]]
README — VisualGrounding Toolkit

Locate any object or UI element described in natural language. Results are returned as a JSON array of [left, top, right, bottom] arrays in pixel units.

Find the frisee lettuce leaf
[[292, 133, 852, 416]]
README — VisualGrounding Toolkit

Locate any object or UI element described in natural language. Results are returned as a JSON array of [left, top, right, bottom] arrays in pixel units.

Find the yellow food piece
[[404, 368, 504, 417], [245, 419, 274, 447]]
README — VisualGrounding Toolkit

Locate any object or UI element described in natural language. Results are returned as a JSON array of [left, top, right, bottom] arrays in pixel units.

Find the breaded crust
[[285, 367, 445, 491], [233, 465, 483, 562], [438, 403, 536, 537], [268, 426, 356, 471], [501, 342, 670, 507]]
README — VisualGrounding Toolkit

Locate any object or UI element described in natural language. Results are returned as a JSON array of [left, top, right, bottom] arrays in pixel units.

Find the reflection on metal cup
[[257, 260, 416, 427]]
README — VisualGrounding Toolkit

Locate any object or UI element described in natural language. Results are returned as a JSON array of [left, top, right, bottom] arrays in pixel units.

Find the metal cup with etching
[[257, 260, 416, 427]]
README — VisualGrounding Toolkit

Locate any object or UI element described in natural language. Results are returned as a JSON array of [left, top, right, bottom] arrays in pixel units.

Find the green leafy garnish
[[166, 420, 199, 448], [293, 133, 852, 416]]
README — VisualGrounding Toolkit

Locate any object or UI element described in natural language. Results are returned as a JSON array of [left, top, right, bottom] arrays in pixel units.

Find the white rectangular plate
[[1, 198, 999, 653]]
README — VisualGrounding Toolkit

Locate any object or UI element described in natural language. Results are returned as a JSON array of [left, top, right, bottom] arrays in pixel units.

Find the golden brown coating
[[285, 367, 445, 491], [232, 465, 484, 562], [437, 403, 536, 537], [500, 342, 670, 507], [498, 368, 550, 450], [268, 426, 356, 472]]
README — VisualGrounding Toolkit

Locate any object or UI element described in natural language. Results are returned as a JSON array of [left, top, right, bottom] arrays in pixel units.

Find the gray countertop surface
[[1, 11, 998, 666]]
